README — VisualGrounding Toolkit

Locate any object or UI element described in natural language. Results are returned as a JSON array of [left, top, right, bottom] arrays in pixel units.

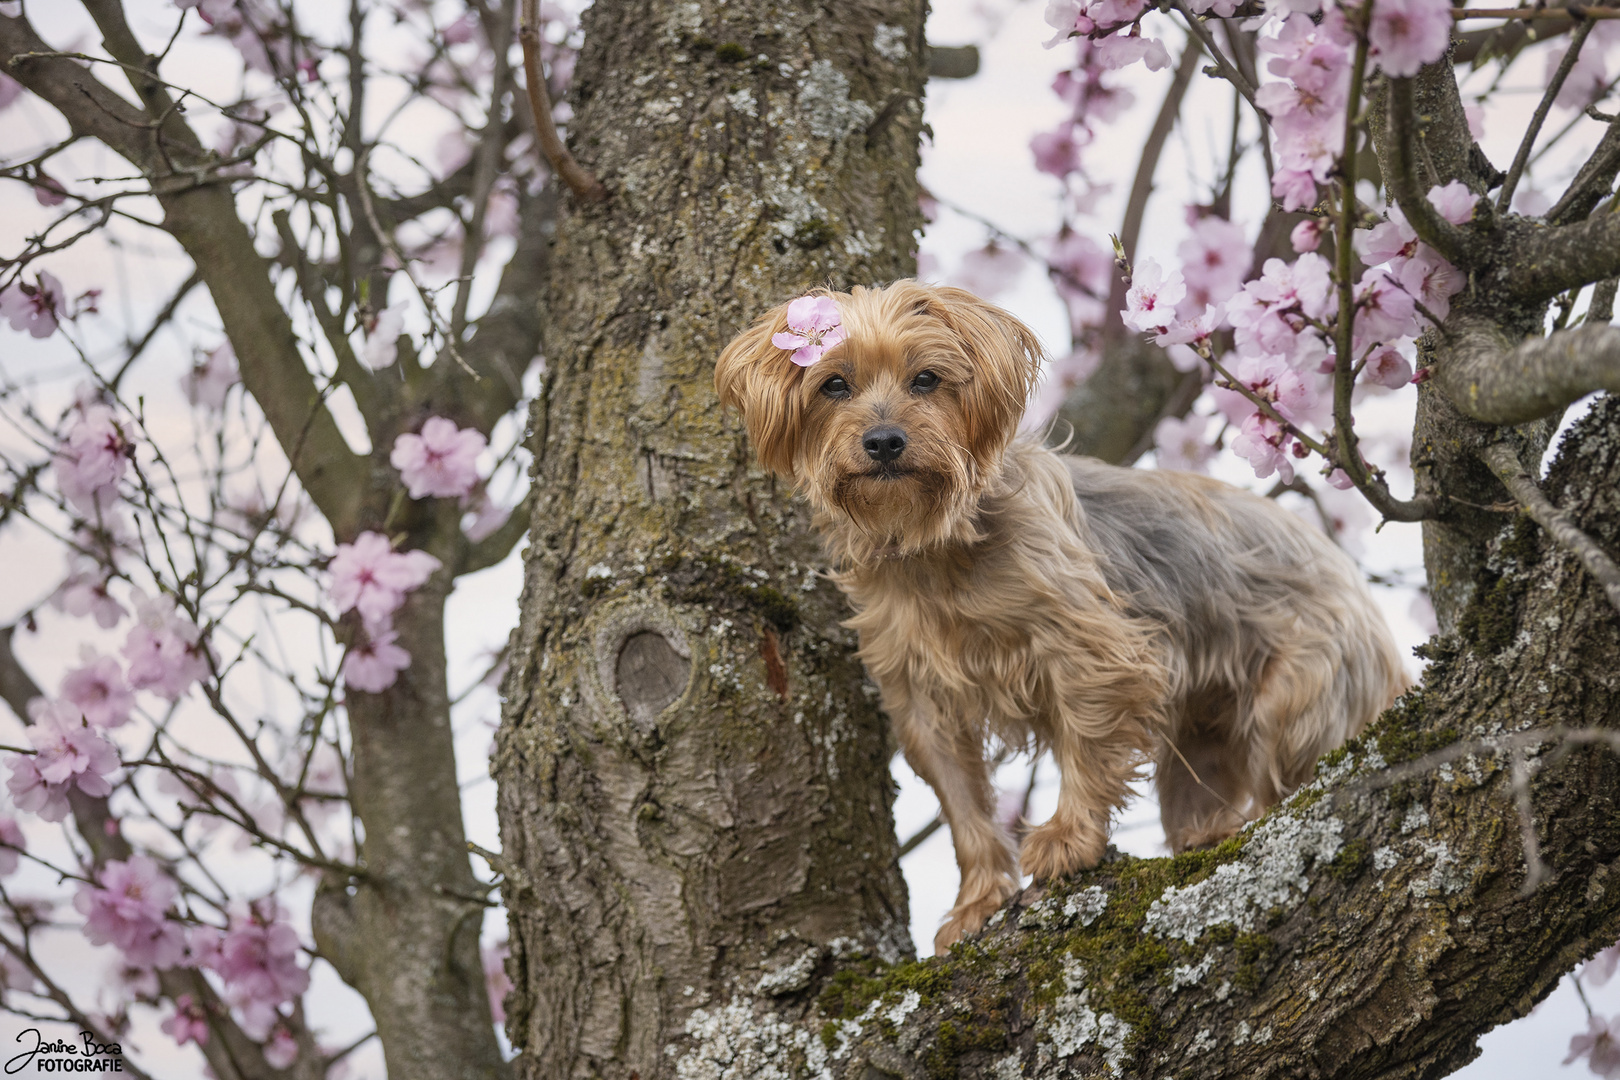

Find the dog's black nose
[[863, 426, 908, 463]]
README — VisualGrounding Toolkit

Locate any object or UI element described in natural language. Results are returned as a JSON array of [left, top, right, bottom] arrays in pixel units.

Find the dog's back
[[1053, 447, 1406, 845]]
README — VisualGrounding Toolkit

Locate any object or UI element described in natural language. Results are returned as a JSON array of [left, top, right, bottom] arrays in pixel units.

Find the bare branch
[[1384, 77, 1479, 265], [1497, 17, 1596, 212]]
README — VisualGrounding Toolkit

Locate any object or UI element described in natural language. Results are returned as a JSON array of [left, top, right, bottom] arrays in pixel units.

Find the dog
[[714, 280, 1405, 953]]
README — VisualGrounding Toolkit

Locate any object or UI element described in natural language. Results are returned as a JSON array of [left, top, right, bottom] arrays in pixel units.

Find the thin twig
[[517, 0, 604, 202], [1498, 17, 1595, 212], [898, 815, 944, 857], [1481, 441, 1620, 616], [1510, 743, 1550, 893]]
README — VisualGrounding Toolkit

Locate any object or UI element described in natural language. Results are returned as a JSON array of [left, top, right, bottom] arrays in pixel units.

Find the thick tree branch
[[1481, 441, 1620, 616], [1438, 311, 1620, 424]]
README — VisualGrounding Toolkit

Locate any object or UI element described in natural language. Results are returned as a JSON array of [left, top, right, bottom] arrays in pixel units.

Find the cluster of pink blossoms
[[1258, 0, 1451, 211], [7, 700, 119, 823], [328, 532, 442, 693], [77, 857, 310, 1063], [1128, 183, 1473, 483]]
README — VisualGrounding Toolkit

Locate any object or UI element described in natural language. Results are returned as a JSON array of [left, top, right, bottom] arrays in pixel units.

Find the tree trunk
[[493, 3, 928, 1077]]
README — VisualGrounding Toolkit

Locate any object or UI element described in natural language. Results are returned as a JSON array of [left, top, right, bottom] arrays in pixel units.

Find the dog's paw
[[1019, 819, 1104, 881], [932, 873, 1019, 954], [933, 897, 1002, 954], [1167, 819, 1242, 853]]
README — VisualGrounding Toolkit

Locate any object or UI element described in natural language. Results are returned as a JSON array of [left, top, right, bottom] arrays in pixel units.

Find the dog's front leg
[[890, 689, 1019, 954]]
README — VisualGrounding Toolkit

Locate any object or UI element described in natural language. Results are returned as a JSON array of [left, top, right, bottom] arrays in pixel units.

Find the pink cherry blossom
[[1291, 219, 1326, 253], [390, 417, 487, 500], [198, 900, 311, 1040], [1427, 181, 1478, 225], [53, 404, 130, 516], [1122, 258, 1185, 333], [1398, 251, 1465, 323], [1093, 33, 1170, 72], [1354, 268, 1419, 344], [1367, 0, 1453, 77], [24, 699, 119, 797], [1566, 1014, 1620, 1078], [6, 758, 69, 822], [1031, 123, 1086, 177], [122, 589, 212, 700], [60, 647, 135, 728], [0, 270, 65, 338], [181, 342, 240, 410], [1355, 211, 1419, 267], [1231, 413, 1297, 484], [1176, 216, 1250, 316], [0, 817, 24, 877], [33, 175, 66, 207], [328, 532, 442, 631], [74, 854, 187, 970], [1154, 414, 1215, 473], [53, 558, 127, 628], [361, 303, 407, 369], [161, 994, 211, 1047], [484, 940, 513, 1024], [343, 628, 412, 694], [1362, 345, 1415, 390], [462, 492, 511, 542], [264, 1027, 299, 1068], [951, 244, 1027, 299], [1272, 169, 1318, 212], [1587, 943, 1620, 987], [771, 295, 846, 367]]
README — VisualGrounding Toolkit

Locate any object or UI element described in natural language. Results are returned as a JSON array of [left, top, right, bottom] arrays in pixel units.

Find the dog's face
[[715, 280, 1043, 551]]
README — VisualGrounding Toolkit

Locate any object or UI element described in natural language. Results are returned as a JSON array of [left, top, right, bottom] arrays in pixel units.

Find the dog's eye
[[911, 370, 940, 393], [821, 375, 850, 398]]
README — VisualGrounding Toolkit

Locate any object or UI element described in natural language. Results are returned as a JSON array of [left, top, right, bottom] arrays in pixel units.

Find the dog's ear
[[916, 286, 1044, 460], [714, 303, 808, 476]]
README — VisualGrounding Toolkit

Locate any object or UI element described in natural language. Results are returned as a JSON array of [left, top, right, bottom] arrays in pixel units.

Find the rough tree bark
[[495, 15, 1620, 1080], [494, 2, 927, 1077]]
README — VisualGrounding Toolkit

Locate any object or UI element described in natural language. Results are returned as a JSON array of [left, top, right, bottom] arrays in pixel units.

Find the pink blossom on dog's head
[[771, 295, 845, 367]]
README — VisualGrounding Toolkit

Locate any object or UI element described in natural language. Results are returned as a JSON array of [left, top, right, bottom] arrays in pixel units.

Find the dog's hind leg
[[892, 693, 1018, 954], [1157, 700, 1251, 852]]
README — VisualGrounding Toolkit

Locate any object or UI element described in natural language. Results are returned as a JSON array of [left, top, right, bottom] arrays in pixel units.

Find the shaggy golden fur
[[715, 280, 1406, 953]]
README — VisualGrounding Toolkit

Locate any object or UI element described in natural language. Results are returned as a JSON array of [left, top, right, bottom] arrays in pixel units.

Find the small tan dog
[[715, 280, 1404, 952]]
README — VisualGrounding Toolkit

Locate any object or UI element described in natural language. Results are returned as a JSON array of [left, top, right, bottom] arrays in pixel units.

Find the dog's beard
[[808, 454, 984, 560]]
